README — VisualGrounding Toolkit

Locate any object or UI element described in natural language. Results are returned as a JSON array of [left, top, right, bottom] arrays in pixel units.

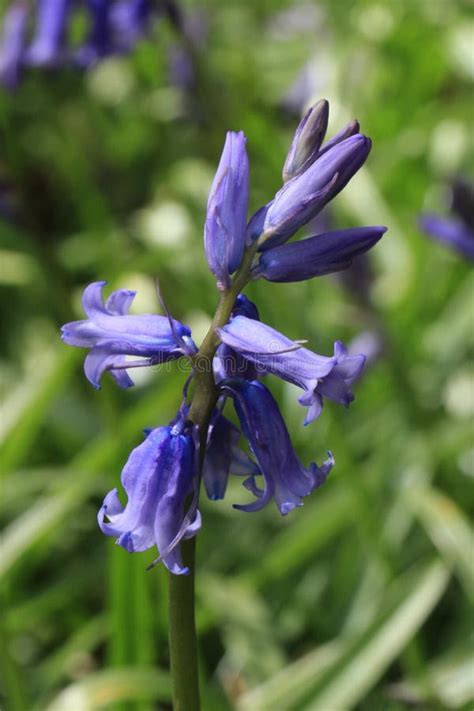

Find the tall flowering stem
[[59, 101, 386, 710]]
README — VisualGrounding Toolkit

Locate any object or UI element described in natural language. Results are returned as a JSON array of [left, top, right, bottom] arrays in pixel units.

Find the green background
[[1, 0, 473, 709]]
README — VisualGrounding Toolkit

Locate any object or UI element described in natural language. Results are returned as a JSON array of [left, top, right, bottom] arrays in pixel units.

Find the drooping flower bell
[[60, 281, 196, 388], [204, 131, 250, 288], [218, 316, 365, 424], [98, 418, 201, 575], [221, 379, 334, 514]]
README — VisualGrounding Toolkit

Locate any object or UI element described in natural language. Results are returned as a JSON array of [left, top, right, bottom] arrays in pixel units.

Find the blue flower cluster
[[0, 0, 189, 89], [61, 100, 387, 574]]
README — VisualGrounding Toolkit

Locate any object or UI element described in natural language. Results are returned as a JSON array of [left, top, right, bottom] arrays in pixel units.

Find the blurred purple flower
[[98, 419, 200, 575], [0, 1, 28, 89], [420, 178, 474, 262], [221, 379, 333, 514], [24, 0, 72, 67], [60, 281, 196, 388]]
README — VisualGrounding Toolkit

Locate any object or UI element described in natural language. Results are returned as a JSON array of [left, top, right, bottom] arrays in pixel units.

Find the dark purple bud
[[0, 2, 29, 89], [24, 0, 72, 67], [98, 421, 200, 575], [260, 134, 372, 249], [221, 379, 334, 515], [282, 99, 329, 182], [232, 293, 260, 320], [204, 131, 249, 288], [253, 226, 387, 282]]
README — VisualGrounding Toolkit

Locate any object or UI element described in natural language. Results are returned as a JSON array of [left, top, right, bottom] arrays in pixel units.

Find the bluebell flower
[[203, 410, 259, 500], [420, 178, 474, 262], [24, 0, 72, 67], [204, 131, 250, 288], [218, 316, 365, 424], [60, 281, 196, 388], [0, 2, 28, 89], [98, 419, 201, 575], [253, 226, 387, 282], [221, 379, 334, 514]]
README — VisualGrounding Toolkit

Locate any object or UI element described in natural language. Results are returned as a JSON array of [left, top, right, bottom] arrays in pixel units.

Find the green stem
[[168, 538, 199, 711], [167, 242, 259, 710]]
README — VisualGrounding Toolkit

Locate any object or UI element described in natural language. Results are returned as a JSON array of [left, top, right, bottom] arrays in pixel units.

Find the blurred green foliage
[[1, 0, 473, 709]]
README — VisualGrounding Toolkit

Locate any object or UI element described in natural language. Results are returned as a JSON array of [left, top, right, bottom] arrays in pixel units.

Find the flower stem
[[168, 537, 200, 711], [167, 241, 259, 709]]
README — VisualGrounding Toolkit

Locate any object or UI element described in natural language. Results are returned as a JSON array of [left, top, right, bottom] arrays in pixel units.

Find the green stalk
[[168, 538, 199, 711], [167, 242, 259, 710]]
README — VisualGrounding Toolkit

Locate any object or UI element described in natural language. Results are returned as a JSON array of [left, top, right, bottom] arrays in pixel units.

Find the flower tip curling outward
[[98, 422, 200, 575], [60, 281, 195, 389], [204, 130, 250, 287]]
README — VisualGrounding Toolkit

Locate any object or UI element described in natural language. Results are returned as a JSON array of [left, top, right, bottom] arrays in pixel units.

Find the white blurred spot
[[430, 120, 469, 175], [136, 201, 191, 249], [443, 369, 474, 419], [87, 58, 135, 105]]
